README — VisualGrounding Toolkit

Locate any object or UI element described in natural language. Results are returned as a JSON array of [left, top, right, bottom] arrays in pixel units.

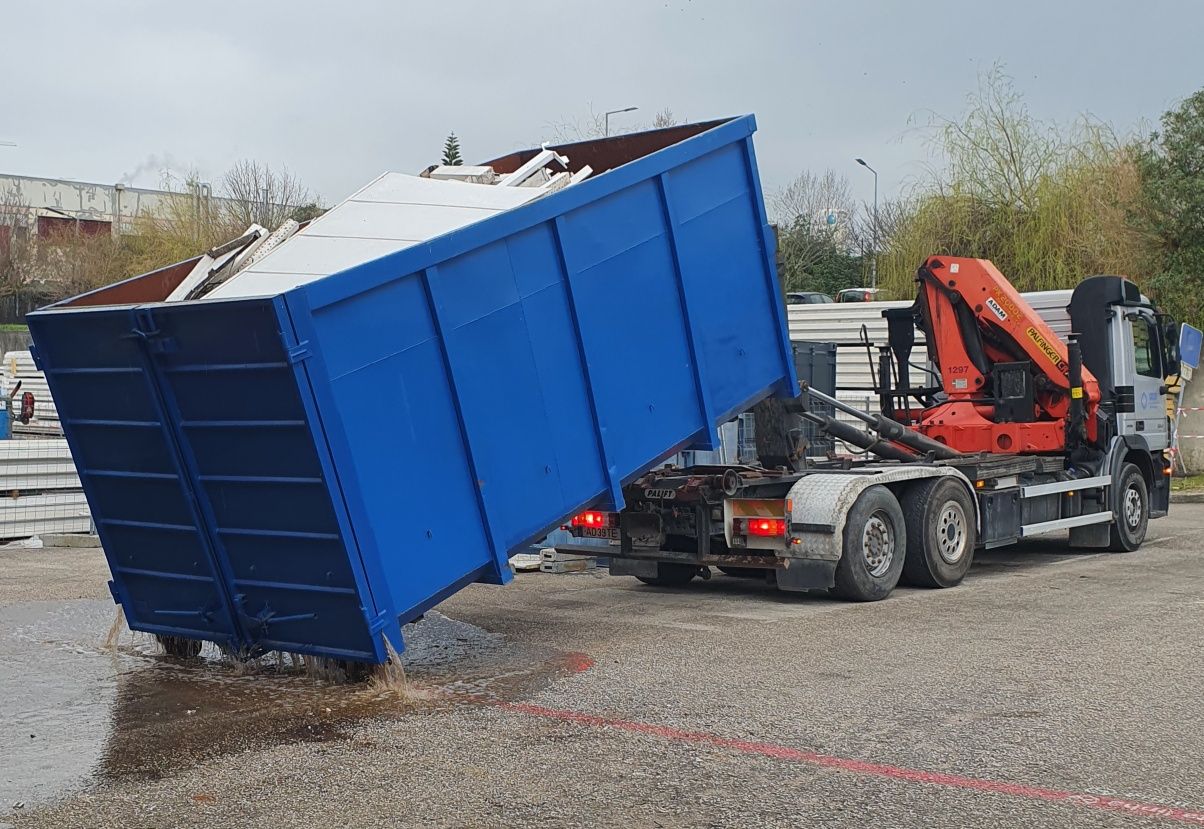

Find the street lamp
[[855, 157, 879, 289], [604, 107, 638, 137]]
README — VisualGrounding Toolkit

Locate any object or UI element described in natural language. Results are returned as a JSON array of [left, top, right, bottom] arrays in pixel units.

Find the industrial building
[[0, 173, 220, 244]]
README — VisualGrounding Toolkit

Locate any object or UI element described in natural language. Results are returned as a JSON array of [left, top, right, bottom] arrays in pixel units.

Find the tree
[[442, 132, 463, 166], [220, 160, 314, 230], [1136, 89, 1204, 327], [770, 170, 864, 294], [877, 67, 1154, 300], [288, 201, 326, 223], [0, 190, 40, 304], [652, 108, 679, 129], [546, 105, 680, 142]]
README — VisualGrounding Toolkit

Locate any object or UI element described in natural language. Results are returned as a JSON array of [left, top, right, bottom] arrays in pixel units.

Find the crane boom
[[906, 256, 1100, 453]]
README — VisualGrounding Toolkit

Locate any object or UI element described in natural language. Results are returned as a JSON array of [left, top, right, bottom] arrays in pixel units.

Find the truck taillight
[[571, 510, 612, 529], [737, 517, 787, 537]]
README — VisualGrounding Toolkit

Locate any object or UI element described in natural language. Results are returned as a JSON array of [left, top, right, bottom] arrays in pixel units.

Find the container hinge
[[130, 309, 178, 354], [368, 610, 391, 635], [287, 341, 311, 364]]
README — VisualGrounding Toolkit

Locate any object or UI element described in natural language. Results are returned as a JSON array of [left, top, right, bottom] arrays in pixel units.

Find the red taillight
[[741, 518, 786, 537], [571, 510, 611, 528]]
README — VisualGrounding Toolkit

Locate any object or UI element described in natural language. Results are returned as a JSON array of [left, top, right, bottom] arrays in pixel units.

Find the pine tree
[[441, 132, 463, 166]]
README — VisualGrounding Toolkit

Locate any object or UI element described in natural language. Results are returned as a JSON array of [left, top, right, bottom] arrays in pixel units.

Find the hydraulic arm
[[903, 256, 1100, 454]]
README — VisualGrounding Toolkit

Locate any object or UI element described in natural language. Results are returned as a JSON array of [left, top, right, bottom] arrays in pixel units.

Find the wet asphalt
[[2, 504, 1203, 828]]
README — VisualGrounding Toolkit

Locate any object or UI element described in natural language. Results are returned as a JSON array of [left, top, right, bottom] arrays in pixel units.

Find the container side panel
[[507, 224, 607, 511], [558, 181, 702, 475], [317, 274, 436, 379], [36, 116, 795, 663], [307, 274, 496, 621], [145, 300, 379, 659], [434, 240, 586, 549], [26, 308, 240, 646], [666, 144, 785, 415]]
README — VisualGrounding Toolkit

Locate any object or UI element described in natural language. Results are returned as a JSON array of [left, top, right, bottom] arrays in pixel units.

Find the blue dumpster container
[[27, 115, 797, 663]]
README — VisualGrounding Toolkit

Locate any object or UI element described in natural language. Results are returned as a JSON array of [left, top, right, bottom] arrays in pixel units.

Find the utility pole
[[604, 107, 638, 137], [855, 158, 879, 289]]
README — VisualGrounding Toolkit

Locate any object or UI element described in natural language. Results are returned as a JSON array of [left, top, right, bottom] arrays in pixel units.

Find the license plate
[[582, 526, 619, 540]]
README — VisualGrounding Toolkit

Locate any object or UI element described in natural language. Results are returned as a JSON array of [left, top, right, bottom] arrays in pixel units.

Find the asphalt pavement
[[2, 504, 1203, 828]]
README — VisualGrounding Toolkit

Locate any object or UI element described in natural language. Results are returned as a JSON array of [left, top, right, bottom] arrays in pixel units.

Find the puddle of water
[[0, 601, 591, 814]]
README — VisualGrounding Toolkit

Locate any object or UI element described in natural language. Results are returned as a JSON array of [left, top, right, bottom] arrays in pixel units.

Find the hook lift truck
[[561, 256, 1180, 601]]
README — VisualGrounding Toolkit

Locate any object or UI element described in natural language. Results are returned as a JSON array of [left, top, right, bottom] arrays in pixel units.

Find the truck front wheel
[[831, 486, 906, 601], [900, 478, 976, 588], [1109, 463, 1149, 552]]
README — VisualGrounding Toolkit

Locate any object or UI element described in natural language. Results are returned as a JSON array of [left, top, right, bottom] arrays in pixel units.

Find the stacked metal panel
[[0, 439, 88, 538]]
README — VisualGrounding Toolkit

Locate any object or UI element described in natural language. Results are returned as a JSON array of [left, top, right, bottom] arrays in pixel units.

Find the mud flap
[[610, 558, 659, 579], [775, 558, 836, 592]]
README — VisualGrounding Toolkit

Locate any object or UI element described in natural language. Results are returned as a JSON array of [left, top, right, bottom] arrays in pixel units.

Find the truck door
[[1113, 307, 1169, 451]]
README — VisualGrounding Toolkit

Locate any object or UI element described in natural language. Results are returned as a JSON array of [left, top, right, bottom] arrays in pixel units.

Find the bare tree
[[771, 170, 860, 287], [220, 160, 314, 229], [771, 170, 856, 227], [545, 105, 681, 143], [0, 189, 38, 301], [545, 105, 609, 143], [922, 64, 1061, 210], [652, 108, 680, 129]]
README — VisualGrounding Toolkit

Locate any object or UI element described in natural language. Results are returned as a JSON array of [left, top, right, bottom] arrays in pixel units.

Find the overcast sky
[[2, 1, 1200, 213]]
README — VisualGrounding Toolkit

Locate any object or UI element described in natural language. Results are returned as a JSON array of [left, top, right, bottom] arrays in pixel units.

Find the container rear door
[[28, 306, 242, 649], [30, 299, 385, 662]]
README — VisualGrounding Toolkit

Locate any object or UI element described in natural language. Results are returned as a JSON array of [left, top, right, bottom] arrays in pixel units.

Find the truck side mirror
[[1164, 320, 1182, 377]]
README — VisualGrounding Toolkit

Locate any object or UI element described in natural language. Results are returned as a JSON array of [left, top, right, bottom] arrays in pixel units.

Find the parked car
[[786, 291, 835, 304], [836, 287, 881, 302]]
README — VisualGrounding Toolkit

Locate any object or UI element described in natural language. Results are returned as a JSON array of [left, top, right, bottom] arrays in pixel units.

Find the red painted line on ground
[[495, 700, 1204, 825]]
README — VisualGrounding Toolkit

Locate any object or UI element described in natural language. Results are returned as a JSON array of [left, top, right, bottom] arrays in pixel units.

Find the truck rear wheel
[[831, 485, 905, 601], [900, 478, 975, 588], [636, 562, 701, 587], [1108, 463, 1149, 552]]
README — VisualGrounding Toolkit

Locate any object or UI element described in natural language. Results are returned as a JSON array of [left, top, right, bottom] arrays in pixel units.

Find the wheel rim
[[1123, 485, 1143, 529], [862, 511, 895, 577], [936, 500, 968, 564]]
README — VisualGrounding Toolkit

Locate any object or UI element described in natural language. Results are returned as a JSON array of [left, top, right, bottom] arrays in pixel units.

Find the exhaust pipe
[[1066, 335, 1086, 451]]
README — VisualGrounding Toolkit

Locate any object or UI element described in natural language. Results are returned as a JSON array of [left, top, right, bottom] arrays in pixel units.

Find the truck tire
[[831, 485, 906, 601], [1109, 463, 1149, 552], [900, 478, 975, 588], [156, 634, 203, 659], [636, 562, 701, 587]]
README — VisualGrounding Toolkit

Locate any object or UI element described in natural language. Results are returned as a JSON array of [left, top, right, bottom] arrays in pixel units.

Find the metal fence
[[0, 351, 89, 541]]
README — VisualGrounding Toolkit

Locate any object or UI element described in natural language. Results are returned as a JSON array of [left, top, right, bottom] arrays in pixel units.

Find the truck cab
[[1070, 275, 1178, 455]]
